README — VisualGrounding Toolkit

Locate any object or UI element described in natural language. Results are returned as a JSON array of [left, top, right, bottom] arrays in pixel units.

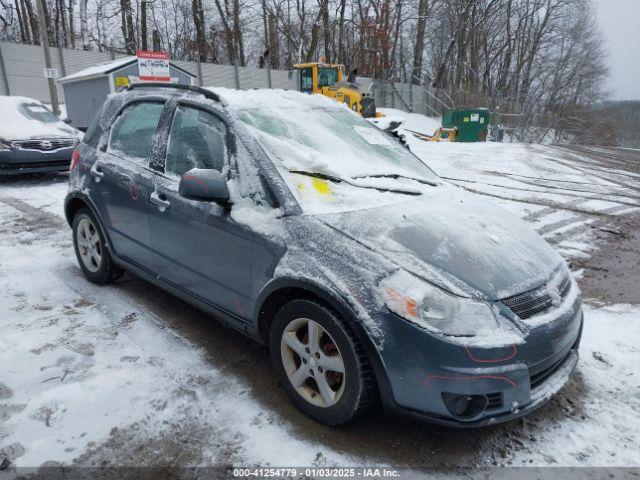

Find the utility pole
[[35, 0, 60, 116], [0, 43, 10, 95]]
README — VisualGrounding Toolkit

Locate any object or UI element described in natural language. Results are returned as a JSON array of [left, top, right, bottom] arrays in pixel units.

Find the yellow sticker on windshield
[[312, 178, 331, 196], [296, 175, 332, 200]]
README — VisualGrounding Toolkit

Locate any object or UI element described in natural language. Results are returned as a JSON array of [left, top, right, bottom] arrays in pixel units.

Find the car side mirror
[[178, 168, 231, 206], [63, 118, 73, 124]]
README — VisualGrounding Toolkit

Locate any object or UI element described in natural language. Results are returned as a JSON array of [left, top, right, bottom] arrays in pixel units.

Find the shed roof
[[58, 56, 196, 84]]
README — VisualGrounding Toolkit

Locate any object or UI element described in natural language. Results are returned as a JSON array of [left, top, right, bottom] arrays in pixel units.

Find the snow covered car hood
[[0, 96, 81, 141], [316, 185, 563, 300], [1, 122, 80, 141]]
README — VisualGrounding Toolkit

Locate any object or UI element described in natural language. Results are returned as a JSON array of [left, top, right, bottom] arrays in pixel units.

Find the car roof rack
[[124, 83, 223, 104]]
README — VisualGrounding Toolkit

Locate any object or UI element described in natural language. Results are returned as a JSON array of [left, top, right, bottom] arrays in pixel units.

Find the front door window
[[165, 105, 228, 177], [300, 68, 314, 93], [108, 102, 164, 161]]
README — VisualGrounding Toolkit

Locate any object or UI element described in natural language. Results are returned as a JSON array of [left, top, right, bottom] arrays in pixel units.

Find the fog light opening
[[442, 393, 489, 419]]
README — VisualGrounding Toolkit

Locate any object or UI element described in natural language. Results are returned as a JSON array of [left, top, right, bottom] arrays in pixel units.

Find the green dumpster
[[442, 108, 490, 142]]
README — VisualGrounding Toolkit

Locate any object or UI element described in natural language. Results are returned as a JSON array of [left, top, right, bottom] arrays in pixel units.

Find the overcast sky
[[594, 0, 640, 101]]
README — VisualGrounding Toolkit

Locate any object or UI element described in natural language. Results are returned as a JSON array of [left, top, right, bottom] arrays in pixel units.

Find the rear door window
[[108, 102, 164, 161], [165, 105, 228, 177]]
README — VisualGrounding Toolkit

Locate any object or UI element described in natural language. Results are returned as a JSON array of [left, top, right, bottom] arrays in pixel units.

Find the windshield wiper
[[353, 173, 438, 187], [289, 170, 422, 196]]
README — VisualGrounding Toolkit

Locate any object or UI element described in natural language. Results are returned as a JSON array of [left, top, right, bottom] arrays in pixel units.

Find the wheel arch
[[255, 278, 357, 343], [64, 195, 90, 227], [64, 192, 115, 254], [255, 277, 393, 407]]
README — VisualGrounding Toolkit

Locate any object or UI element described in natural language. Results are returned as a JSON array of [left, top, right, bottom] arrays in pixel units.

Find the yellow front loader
[[293, 62, 381, 118]]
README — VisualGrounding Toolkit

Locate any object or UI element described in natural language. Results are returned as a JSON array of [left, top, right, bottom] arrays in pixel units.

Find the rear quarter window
[[83, 105, 104, 148]]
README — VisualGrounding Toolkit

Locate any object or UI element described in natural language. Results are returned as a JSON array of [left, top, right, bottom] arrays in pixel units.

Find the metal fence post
[[408, 80, 413, 113], [380, 69, 386, 108], [0, 43, 10, 95], [196, 55, 204, 86], [391, 80, 395, 109], [233, 44, 241, 89], [424, 81, 428, 116], [234, 62, 241, 89], [266, 62, 272, 88], [57, 45, 66, 78]]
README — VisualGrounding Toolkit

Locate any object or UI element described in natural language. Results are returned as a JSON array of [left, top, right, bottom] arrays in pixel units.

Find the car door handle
[[150, 191, 171, 211], [90, 164, 104, 182]]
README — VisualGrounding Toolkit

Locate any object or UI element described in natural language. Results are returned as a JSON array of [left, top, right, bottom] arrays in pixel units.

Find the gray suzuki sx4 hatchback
[[65, 84, 582, 426]]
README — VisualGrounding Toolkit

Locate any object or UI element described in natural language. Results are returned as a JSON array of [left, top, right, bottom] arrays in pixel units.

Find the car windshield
[[236, 107, 438, 179], [235, 104, 440, 213], [19, 103, 60, 124]]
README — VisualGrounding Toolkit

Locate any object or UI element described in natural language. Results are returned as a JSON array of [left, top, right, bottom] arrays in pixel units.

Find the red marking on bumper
[[465, 344, 517, 363], [424, 374, 516, 388]]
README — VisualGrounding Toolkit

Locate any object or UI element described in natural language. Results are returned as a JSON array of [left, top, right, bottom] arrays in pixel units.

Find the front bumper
[[0, 148, 73, 175], [371, 297, 583, 427]]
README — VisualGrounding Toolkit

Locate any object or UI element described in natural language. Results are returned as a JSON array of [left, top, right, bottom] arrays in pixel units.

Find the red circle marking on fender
[[464, 344, 518, 363], [130, 184, 140, 200]]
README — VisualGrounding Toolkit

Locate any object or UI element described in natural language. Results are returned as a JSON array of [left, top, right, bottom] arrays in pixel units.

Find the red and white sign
[[136, 50, 170, 82]]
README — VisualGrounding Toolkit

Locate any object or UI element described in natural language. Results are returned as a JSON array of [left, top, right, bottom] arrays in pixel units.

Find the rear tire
[[72, 208, 122, 284], [270, 298, 374, 425]]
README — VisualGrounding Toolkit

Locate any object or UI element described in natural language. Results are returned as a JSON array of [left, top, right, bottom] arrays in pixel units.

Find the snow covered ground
[[1, 123, 640, 471]]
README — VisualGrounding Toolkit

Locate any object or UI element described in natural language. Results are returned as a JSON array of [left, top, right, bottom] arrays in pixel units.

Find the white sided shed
[[58, 56, 196, 129]]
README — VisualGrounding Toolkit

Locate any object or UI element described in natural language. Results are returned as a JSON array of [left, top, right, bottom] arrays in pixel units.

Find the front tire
[[270, 299, 374, 425], [72, 208, 122, 284]]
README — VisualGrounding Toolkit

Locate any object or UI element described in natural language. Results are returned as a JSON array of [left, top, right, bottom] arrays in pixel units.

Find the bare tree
[[79, 0, 88, 48]]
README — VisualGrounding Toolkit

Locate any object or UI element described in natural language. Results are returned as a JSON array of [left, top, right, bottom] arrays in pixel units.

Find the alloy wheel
[[77, 217, 102, 273], [280, 317, 346, 408]]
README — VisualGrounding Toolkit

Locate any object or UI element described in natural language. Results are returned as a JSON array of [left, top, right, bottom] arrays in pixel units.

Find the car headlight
[[380, 270, 499, 336], [0, 140, 11, 151]]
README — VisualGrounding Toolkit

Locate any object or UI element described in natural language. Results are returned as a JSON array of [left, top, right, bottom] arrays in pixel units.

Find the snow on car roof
[[206, 87, 344, 112]]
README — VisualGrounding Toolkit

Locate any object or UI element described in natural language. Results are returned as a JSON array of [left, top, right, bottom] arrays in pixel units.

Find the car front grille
[[486, 392, 503, 411], [0, 159, 70, 170], [501, 269, 571, 320], [11, 138, 75, 152]]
